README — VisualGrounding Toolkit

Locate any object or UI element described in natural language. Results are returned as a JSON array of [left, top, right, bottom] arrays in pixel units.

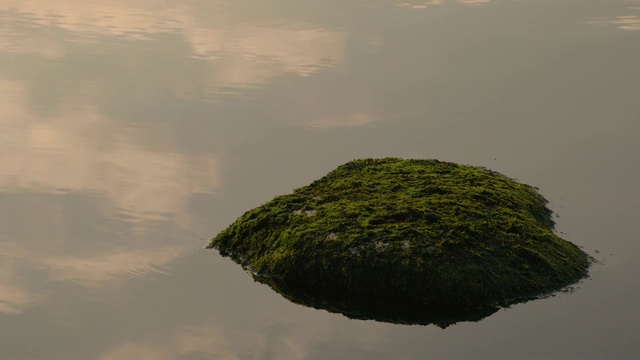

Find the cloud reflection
[[96, 309, 396, 360], [0, 262, 40, 314], [0, 284, 38, 314], [1, 234, 191, 298], [590, 1, 640, 31], [395, 0, 490, 8], [43, 246, 188, 287], [179, 22, 345, 95], [97, 322, 319, 360], [0, 75, 207, 302], [592, 15, 640, 31], [457, 0, 491, 5], [97, 326, 246, 360], [0, 1, 345, 92], [0, 26, 65, 59], [188, 23, 344, 73], [0, 1, 189, 42], [0, 80, 220, 220], [309, 112, 376, 129], [0, 241, 43, 314]]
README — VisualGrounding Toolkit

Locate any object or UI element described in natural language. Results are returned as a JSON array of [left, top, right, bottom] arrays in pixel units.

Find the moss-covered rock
[[208, 158, 590, 321]]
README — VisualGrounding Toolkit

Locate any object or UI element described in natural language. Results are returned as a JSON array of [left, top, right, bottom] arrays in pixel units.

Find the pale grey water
[[0, 0, 639, 359]]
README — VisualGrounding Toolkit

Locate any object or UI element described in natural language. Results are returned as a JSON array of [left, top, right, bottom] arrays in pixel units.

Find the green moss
[[208, 158, 590, 311]]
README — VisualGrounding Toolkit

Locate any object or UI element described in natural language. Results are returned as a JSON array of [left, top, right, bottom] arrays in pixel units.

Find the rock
[[208, 158, 591, 325]]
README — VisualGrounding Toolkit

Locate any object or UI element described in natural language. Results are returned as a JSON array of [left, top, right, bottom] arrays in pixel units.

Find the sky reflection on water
[[0, 0, 639, 358]]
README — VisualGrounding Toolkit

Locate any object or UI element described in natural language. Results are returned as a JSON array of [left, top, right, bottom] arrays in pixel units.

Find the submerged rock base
[[209, 158, 590, 324]]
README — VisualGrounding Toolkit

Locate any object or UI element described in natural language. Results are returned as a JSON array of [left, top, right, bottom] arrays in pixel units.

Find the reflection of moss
[[209, 158, 590, 319], [256, 275, 501, 328]]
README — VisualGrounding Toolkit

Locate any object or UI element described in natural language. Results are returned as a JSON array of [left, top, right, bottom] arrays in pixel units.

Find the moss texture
[[209, 158, 590, 310]]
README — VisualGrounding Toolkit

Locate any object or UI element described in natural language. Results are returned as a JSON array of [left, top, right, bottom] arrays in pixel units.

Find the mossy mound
[[209, 158, 590, 313]]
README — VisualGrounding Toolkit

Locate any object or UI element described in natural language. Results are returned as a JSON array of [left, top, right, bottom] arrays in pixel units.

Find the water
[[1, 0, 638, 358]]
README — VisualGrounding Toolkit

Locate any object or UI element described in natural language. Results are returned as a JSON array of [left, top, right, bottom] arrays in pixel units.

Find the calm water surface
[[1, 0, 639, 359]]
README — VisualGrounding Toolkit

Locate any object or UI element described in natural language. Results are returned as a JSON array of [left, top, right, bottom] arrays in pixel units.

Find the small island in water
[[208, 158, 590, 326]]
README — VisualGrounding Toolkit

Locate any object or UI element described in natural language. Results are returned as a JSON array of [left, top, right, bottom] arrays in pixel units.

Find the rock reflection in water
[[253, 275, 501, 328]]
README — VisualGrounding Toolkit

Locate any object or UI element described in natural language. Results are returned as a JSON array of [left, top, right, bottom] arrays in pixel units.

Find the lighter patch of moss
[[208, 158, 590, 312]]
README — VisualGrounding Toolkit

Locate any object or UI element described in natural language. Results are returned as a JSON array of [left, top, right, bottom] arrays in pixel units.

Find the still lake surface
[[1, 0, 639, 359]]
